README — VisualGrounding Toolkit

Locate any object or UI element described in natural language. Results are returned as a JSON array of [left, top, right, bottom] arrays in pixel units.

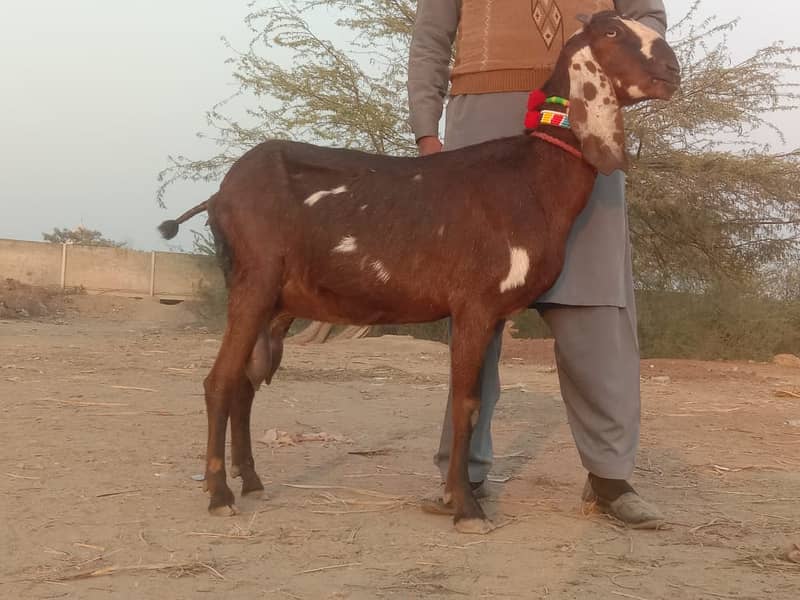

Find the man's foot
[[420, 481, 488, 516], [582, 474, 665, 529]]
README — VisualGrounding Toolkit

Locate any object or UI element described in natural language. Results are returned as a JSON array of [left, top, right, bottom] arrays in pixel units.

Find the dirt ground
[[1, 295, 799, 599]]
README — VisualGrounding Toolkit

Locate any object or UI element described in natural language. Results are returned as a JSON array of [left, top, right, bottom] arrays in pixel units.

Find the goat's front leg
[[446, 314, 498, 534]]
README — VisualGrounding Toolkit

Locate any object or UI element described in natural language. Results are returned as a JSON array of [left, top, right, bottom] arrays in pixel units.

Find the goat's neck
[[530, 36, 597, 234], [538, 36, 582, 149]]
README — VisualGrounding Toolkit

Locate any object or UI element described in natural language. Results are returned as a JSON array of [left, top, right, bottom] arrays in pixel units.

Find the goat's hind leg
[[204, 277, 277, 516], [230, 312, 294, 498], [446, 313, 498, 534], [229, 375, 264, 498]]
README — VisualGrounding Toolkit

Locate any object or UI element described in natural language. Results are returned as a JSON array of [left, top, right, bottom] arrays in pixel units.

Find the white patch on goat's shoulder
[[360, 204, 368, 211], [332, 235, 357, 254], [437, 225, 445, 237], [622, 19, 661, 60], [413, 173, 423, 182], [499, 247, 530, 293], [303, 185, 348, 206], [371, 259, 391, 283]]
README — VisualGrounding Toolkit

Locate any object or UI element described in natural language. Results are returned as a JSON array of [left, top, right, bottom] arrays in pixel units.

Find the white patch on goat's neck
[[360, 204, 368, 211], [568, 46, 625, 168], [413, 173, 423, 182], [371, 260, 391, 283], [623, 19, 661, 60], [304, 185, 348, 206], [499, 247, 530, 293], [332, 235, 357, 254]]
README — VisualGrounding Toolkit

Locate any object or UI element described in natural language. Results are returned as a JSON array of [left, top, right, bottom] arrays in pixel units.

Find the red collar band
[[524, 89, 571, 130], [528, 131, 584, 161]]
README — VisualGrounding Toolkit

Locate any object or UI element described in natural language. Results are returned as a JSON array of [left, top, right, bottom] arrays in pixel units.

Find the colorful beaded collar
[[524, 89, 571, 130]]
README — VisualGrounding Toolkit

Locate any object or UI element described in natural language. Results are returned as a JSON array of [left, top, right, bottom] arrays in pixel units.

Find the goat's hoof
[[208, 485, 237, 515], [242, 489, 265, 499], [454, 517, 495, 535], [209, 503, 240, 517], [240, 471, 265, 497]]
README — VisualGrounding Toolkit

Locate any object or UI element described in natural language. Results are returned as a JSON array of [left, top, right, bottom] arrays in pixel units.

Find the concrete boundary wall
[[0, 239, 223, 300]]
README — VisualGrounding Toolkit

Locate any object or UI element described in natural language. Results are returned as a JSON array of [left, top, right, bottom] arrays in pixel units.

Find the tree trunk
[[287, 321, 333, 344], [288, 321, 372, 344], [333, 325, 371, 341]]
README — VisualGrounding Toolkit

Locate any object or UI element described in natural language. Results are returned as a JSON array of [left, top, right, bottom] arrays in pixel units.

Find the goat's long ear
[[566, 46, 628, 175]]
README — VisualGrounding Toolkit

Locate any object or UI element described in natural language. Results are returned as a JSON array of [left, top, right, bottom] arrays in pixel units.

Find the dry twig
[[298, 562, 362, 575], [109, 385, 158, 393], [49, 560, 222, 581]]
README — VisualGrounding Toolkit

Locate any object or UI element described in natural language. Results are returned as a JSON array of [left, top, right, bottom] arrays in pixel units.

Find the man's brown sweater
[[408, 0, 667, 140], [451, 0, 614, 96]]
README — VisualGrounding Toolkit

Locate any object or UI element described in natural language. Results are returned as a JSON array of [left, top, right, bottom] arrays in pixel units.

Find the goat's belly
[[280, 279, 448, 326]]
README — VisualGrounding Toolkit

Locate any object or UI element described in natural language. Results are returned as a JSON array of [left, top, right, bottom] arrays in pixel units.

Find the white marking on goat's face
[[371, 260, 391, 283], [624, 19, 660, 60], [413, 173, 423, 182], [304, 185, 348, 206], [437, 225, 445, 237], [332, 235, 357, 254], [499, 247, 530, 293]]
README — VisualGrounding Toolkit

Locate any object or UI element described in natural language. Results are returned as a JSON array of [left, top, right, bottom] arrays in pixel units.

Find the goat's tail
[[158, 194, 215, 240]]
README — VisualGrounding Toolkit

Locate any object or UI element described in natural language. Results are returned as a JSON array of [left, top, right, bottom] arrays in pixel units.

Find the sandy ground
[[1, 295, 799, 599]]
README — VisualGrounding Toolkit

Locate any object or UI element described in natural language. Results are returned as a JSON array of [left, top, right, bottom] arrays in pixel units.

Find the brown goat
[[159, 11, 680, 533]]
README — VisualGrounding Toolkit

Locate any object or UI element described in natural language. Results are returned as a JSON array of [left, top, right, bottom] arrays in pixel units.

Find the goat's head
[[563, 11, 680, 174]]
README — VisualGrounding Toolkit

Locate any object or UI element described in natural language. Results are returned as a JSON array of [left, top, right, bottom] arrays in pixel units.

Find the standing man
[[408, 0, 667, 528]]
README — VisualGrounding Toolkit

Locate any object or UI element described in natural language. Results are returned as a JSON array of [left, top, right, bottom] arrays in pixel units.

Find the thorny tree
[[158, 1, 800, 338], [43, 226, 126, 248]]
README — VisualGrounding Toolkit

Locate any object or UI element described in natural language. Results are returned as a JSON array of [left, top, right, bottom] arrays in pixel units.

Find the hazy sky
[[1, 0, 798, 251]]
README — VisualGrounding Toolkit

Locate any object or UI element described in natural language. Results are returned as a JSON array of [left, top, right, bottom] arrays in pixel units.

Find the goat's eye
[[605, 29, 618, 38]]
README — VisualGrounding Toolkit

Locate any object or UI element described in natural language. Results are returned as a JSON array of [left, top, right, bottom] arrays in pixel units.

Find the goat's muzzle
[[649, 39, 681, 100]]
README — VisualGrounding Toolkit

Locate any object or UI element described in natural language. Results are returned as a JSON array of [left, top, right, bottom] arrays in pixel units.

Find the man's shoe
[[582, 477, 666, 529]]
